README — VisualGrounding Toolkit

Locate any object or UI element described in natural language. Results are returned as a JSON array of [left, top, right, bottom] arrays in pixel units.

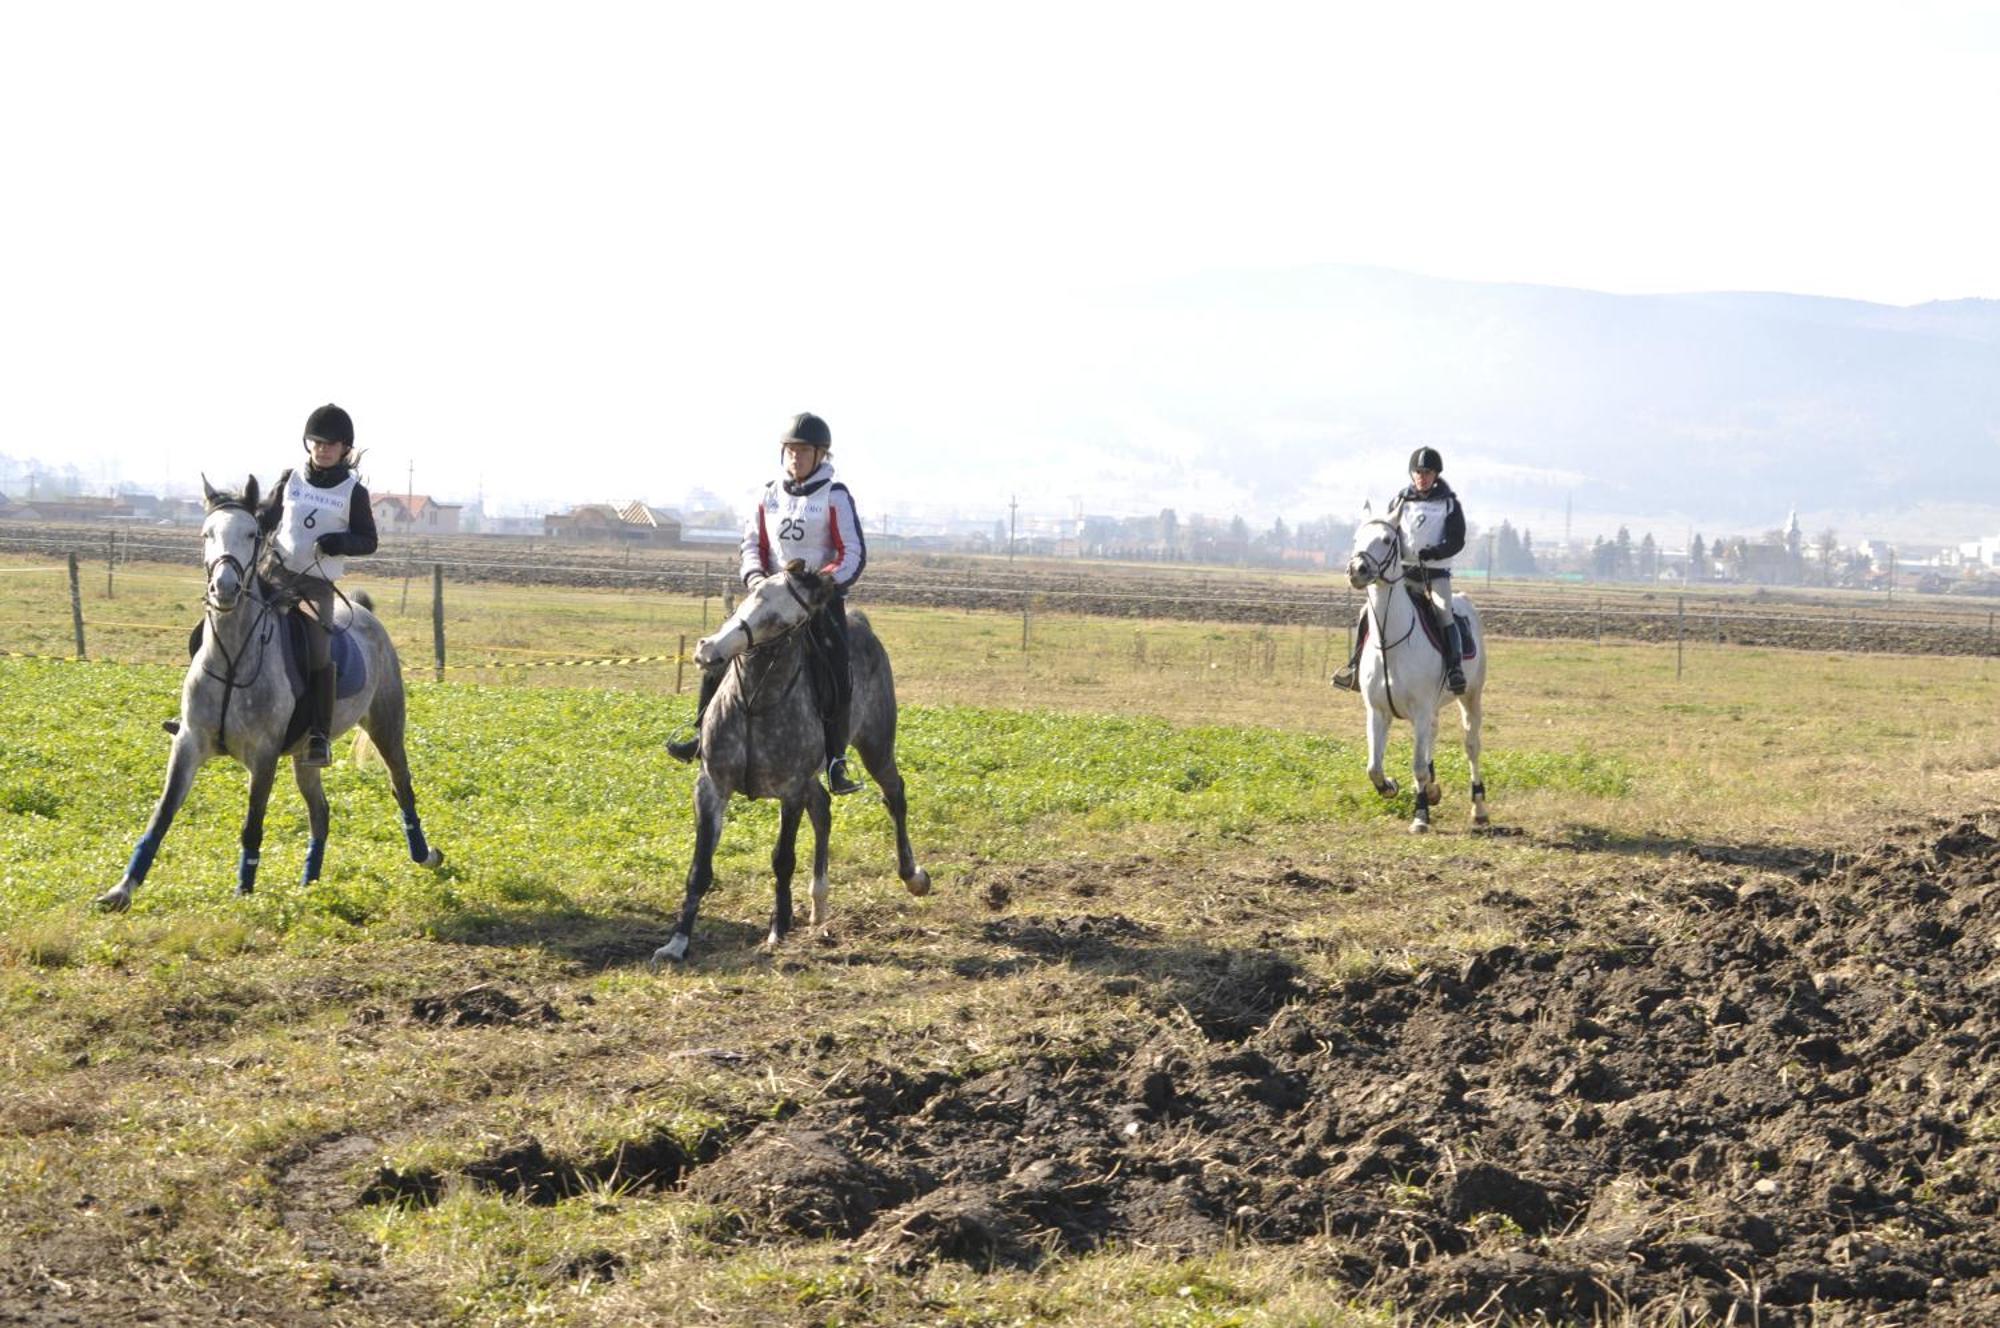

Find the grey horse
[[652, 564, 930, 966], [95, 477, 444, 911]]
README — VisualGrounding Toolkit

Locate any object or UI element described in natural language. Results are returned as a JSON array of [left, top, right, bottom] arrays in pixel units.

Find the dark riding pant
[[812, 594, 853, 764]]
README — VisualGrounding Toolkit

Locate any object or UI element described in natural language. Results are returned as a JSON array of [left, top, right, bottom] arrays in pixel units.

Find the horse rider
[[1333, 446, 1468, 695], [256, 404, 378, 766], [668, 412, 869, 795]]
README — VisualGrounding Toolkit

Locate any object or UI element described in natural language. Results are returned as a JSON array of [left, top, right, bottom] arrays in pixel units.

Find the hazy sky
[[5, 1, 1998, 527]]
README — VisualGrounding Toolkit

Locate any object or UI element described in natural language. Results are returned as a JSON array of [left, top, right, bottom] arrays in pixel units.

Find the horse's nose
[[692, 636, 722, 668]]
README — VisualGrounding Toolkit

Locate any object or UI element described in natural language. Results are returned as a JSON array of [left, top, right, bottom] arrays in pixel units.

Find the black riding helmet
[[782, 412, 831, 453], [304, 404, 355, 451], [1409, 446, 1443, 474]]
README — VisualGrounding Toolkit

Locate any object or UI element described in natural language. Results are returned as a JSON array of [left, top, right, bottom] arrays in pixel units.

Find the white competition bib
[[274, 471, 356, 578]]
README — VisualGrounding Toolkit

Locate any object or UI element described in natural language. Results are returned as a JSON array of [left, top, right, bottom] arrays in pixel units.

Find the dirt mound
[[362, 1123, 727, 1211], [402, 984, 559, 1028], [665, 817, 2000, 1325]]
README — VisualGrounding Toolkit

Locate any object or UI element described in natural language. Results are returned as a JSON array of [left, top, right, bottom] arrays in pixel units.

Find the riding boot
[[824, 707, 863, 796], [1332, 641, 1362, 691], [667, 667, 721, 763], [1332, 611, 1367, 690], [302, 664, 335, 766], [1443, 622, 1467, 695]]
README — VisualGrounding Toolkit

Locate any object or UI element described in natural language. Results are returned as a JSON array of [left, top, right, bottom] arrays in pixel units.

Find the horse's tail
[[351, 589, 375, 612], [351, 729, 385, 770]]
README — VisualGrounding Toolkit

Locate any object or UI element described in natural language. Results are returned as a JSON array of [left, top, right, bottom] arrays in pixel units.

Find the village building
[[372, 493, 464, 536]]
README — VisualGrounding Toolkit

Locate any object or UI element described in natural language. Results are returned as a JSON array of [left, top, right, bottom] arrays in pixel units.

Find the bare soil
[[251, 815, 2000, 1326]]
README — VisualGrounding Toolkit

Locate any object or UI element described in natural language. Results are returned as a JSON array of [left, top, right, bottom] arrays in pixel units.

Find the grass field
[[4, 552, 2000, 1325]]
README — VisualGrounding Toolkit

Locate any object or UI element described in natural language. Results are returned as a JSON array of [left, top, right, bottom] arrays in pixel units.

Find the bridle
[[1350, 518, 1409, 589]]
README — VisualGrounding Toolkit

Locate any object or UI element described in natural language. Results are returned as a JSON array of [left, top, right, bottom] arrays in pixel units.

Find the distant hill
[[1068, 267, 2000, 542]]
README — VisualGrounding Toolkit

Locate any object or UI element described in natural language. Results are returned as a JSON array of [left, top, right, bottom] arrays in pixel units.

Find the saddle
[[184, 594, 369, 748], [1351, 588, 1477, 661]]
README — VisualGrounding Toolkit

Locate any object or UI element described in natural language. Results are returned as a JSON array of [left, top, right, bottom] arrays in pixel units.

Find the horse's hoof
[[1473, 809, 1490, 827], [904, 868, 932, 897], [94, 887, 132, 913], [422, 848, 445, 869], [1426, 783, 1445, 805], [650, 934, 690, 969], [1373, 779, 1399, 799], [234, 883, 255, 897], [1409, 820, 1432, 835]]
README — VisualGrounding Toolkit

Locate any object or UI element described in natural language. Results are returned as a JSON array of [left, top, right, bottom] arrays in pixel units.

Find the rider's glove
[[315, 534, 340, 554]]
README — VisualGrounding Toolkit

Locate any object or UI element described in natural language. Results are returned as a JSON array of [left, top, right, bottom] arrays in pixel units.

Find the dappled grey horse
[[1346, 517, 1490, 832], [95, 477, 444, 911], [652, 564, 929, 965]]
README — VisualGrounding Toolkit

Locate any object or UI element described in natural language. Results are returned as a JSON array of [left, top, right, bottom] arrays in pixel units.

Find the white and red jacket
[[739, 463, 866, 590]]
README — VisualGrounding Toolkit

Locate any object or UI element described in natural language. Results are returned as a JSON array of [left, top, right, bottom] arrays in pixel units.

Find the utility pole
[[1009, 494, 1018, 562]]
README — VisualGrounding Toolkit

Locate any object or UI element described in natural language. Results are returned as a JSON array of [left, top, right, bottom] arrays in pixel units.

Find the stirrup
[[826, 757, 864, 796], [1332, 665, 1359, 692], [301, 734, 332, 767], [665, 732, 700, 763]]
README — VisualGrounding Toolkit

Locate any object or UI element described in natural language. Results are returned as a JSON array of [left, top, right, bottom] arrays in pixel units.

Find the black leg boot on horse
[[667, 668, 722, 763]]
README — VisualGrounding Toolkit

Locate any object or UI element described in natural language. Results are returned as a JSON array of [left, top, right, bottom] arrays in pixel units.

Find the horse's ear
[[201, 473, 220, 507], [785, 558, 806, 577], [243, 475, 260, 509]]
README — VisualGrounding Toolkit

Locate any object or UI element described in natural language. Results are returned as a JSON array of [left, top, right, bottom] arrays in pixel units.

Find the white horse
[[96, 477, 445, 911], [1343, 518, 1489, 833]]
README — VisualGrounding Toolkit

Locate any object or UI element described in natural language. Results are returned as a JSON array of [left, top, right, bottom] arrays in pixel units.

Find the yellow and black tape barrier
[[443, 652, 687, 671]]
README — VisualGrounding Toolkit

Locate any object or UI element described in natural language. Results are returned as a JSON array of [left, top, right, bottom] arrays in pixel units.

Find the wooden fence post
[[105, 531, 115, 600], [676, 634, 687, 694], [1676, 595, 1684, 681], [431, 564, 446, 682], [67, 552, 87, 659]]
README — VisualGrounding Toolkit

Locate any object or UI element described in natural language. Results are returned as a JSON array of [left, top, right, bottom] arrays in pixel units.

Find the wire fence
[[2, 525, 1998, 692]]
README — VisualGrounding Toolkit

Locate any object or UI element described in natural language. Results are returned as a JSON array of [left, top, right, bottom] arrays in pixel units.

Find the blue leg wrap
[[402, 809, 430, 864], [237, 851, 261, 894], [303, 838, 327, 884], [126, 832, 164, 884]]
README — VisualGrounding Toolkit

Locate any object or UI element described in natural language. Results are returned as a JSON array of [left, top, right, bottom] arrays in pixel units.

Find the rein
[[199, 511, 280, 757]]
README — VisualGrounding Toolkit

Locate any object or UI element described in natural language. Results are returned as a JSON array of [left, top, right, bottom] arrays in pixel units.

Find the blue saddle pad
[[281, 612, 368, 699]]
